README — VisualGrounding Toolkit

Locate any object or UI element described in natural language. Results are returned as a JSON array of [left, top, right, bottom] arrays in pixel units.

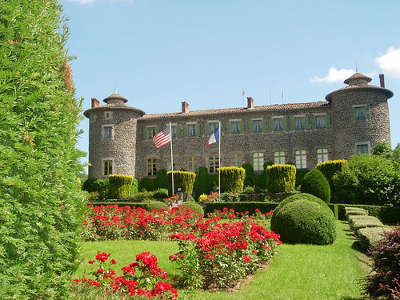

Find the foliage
[[271, 198, 336, 244], [198, 194, 208, 203], [219, 166, 245, 193], [332, 154, 400, 206], [332, 203, 400, 224], [126, 189, 169, 202], [300, 168, 331, 203], [193, 167, 212, 199], [242, 163, 256, 187], [108, 174, 133, 199], [295, 169, 309, 188], [266, 164, 296, 193], [0, 1, 86, 298], [362, 227, 400, 299], [316, 160, 347, 201], [143, 200, 168, 211], [167, 171, 196, 195], [139, 177, 158, 192], [72, 251, 177, 299], [208, 207, 273, 220], [356, 227, 389, 252], [220, 191, 240, 202], [348, 216, 384, 231], [156, 169, 169, 189], [205, 202, 278, 216], [180, 202, 204, 216], [83, 178, 109, 200], [130, 178, 139, 195], [243, 185, 256, 194], [372, 141, 393, 158], [273, 193, 328, 217]]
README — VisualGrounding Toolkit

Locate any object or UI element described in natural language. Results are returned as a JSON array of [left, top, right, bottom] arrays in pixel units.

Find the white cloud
[[376, 47, 400, 78], [311, 67, 354, 83]]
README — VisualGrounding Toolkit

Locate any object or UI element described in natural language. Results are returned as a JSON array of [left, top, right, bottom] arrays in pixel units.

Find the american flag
[[153, 127, 171, 148]]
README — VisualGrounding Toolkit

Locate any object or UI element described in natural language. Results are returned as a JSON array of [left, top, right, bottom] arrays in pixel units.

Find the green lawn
[[75, 221, 368, 299]]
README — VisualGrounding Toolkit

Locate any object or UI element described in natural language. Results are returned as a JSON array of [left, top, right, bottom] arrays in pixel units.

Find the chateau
[[84, 73, 393, 179]]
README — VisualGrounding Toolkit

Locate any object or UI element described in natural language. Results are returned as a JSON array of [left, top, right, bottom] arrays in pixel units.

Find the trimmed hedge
[[333, 204, 400, 224], [126, 189, 169, 202], [204, 202, 278, 216], [83, 178, 109, 200], [180, 201, 204, 216], [300, 168, 331, 203], [316, 160, 347, 200], [344, 207, 368, 216], [295, 169, 309, 188], [273, 193, 328, 218], [271, 199, 336, 244], [266, 164, 296, 193], [91, 201, 167, 210], [108, 174, 134, 199], [356, 227, 389, 252], [167, 171, 196, 195], [350, 218, 384, 231], [139, 177, 158, 192], [219, 166, 245, 193]]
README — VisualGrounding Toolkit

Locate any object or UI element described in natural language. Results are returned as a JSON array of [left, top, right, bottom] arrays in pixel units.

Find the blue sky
[[60, 0, 400, 168]]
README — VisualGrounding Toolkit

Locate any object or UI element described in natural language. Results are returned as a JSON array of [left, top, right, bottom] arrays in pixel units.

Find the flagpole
[[218, 121, 221, 199], [169, 122, 174, 195]]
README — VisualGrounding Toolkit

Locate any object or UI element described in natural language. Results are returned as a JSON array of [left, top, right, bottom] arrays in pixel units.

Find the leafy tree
[[372, 141, 393, 159], [0, 1, 85, 298]]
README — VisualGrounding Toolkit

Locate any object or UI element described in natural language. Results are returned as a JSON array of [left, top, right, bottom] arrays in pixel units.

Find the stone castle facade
[[84, 73, 393, 179]]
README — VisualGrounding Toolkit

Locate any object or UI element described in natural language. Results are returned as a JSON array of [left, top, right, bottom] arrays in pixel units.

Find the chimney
[[247, 97, 254, 109], [181, 101, 189, 113], [379, 74, 385, 88], [91, 98, 99, 108]]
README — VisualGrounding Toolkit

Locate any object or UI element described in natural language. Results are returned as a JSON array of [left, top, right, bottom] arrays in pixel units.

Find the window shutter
[[196, 123, 200, 136], [290, 117, 295, 130], [326, 114, 331, 128], [205, 122, 209, 136], [144, 127, 148, 139], [305, 115, 311, 129], [270, 118, 274, 131], [262, 119, 267, 132], [240, 119, 244, 133], [351, 108, 356, 121], [184, 124, 189, 136], [311, 115, 317, 129], [227, 121, 231, 135], [282, 117, 287, 130], [249, 120, 253, 133], [366, 105, 371, 121]]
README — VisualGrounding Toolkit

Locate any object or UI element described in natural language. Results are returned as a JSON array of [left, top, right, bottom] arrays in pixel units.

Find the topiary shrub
[[168, 171, 196, 195], [242, 163, 256, 187], [156, 169, 169, 189], [180, 201, 204, 216], [295, 169, 309, 188], [130, 178, 139, 196], [301, 168, 331, 203], [362, 227, 400, 299], [193, 167, 213, 198], [316, 160, 347, 202], [143, 200, 168, 210], [139, 177, 158, 192], [83, 178, 109, 200], [219, 166, 245, 193], [108, 174, 133, 199], [271, 198, 336, 244], [266, 164, 296, 193]]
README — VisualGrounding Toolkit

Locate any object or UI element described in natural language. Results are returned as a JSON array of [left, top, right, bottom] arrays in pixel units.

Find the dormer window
[[104, 111, 112, 120]]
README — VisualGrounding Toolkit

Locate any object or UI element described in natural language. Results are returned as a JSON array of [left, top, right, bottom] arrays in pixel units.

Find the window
[[104, 160, 112, 176], [188, 156, 196, 172], [209, 154, 219, 174], [356, 144, 369, 154], [295, 150, 307, 169], [231, 120, 240, 134], [188, 124, 196, 136], [147, 127, 157, 139], [147, 158, 158, 176], [103, 126, 113, 139], [316, 115, 326, 128], [274, 152, 285, 164], [355, 107, 367, 121], [232, 153, 243, 167], [317, 148, 329, 163], [209, 122, 219, 135], [295, 117, 305, 130], [104, 111, 112, 120], [253, 152, 264, 172], [273, 118, 283, 131], [253, 120, 262, 133]]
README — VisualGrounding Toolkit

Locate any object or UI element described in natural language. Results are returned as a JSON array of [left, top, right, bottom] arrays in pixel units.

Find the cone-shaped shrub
[[108, 174, 133, 199], [316, 160, 347, 185], [219, 166, 245, 193], [301, 168, 331, 203], [0, 1, 85, 297], [266, 164, 296, 193], [168, 171, 196, 195]]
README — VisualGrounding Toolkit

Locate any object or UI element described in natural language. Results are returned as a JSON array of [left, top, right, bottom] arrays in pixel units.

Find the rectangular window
[[147, 127, 157, 139], [253, 152, 264, 172], [295, 150, 307, 169], [356, 144, 369, 154], [273, 118, 283, 131], [147, 158, 158, 176], [209, 154, 219, 174], [188, 124, 196, 136], [104, 160, 112, 176], [103, 126, 113, 139], [230, 120, 240, 134], [317, 148, 329, 163], [316, 116, 326, 129], [188, 156, 196, 172], [209, 122, 219, 135], [253, 120, 262, 133], [295, 117, 305, 130], [104, 111, 112, 120], [274, 151, 285, 164], [355, 107, 367, 121], [232, 153, 242, 167]]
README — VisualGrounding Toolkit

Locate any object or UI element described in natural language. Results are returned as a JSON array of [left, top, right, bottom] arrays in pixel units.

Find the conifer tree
[[0, 1, 85, 298]]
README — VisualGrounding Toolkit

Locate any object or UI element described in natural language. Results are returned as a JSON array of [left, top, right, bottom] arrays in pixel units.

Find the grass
[[74, 221, 368, 299]]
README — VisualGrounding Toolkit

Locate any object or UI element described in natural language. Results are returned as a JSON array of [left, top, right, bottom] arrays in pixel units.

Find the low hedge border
[[204, 202, 278, 215], [356, 227, 391, 252], [89, 201, 167, 210], [334, 204, 400, 224]]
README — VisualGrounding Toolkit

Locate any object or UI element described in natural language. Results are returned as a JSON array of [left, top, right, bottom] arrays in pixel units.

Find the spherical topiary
[[300, 169, 331, 203], [273, 193, 328, 218], [180, 201, 204, 216], [271, 199, 336, 244]]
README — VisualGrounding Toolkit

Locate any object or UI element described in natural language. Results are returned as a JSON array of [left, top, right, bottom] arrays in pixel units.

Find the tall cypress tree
[[0, 1, 85, 298]]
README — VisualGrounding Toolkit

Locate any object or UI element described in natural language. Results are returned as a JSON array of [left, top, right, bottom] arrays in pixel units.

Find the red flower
[[88, 260, 95, 264], [111, 259, 117, 264], [243, 255, 251, 262], [97, 267, 104, 274]]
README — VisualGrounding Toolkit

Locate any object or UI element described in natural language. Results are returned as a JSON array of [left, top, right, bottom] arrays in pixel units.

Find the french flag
[[206, 126, 219, 147]]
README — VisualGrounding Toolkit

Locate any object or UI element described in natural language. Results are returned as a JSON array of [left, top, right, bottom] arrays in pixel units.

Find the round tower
[[326, 73, 393, 159], [84, 93, 145, 178]]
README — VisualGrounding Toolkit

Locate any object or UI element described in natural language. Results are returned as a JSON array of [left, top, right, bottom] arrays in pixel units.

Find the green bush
[[301, 168, 331, 203], [242, 163, 256, 187], [243, 186, 256, 194], [348, 215, 381, 226], [156, 169, 169, 189], [316, 160, 347, 201], [204, 202, 278, 216], [180, 201, 204, 216], [332, 154, 400, 206], [82, 178, 109, 200], [125, 189, 168, 202], [220, 192, 240, 202], [139, 177, 158, 192], [108, 174, 133, 199], [344, 207, 368, 217], [266, 164, 296, 193], [0, 1, 85, 297], [333, 204, 400, 224], [130, 178, 139, 195], [193, 167, 214, 198], [356, 227, 389, 252], [219, 166, 245, 193], [350, 217, 384, 231], [168, 171, 196, 195], [271, 199, 336, 244], [295, 169, 309, 188], [143, 200, 168, 210]]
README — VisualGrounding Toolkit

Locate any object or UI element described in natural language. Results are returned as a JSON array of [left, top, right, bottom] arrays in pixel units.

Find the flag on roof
[[206, 126, 219, 147], [153, 127, 171, 148]]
